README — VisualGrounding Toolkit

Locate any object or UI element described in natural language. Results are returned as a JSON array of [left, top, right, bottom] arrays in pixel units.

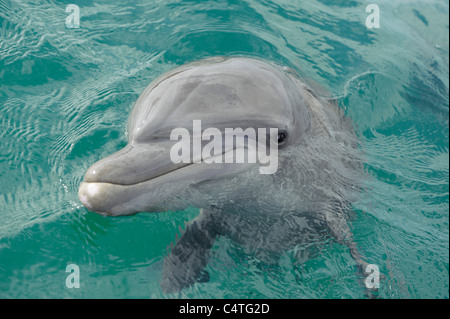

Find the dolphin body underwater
[[78, 57, 372, 295]]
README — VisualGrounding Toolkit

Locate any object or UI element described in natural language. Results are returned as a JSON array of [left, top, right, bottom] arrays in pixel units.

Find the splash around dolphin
[[78, 56, 372, 296]]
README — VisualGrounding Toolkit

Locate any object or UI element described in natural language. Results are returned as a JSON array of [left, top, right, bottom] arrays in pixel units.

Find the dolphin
[[78, 56, 372, 296]]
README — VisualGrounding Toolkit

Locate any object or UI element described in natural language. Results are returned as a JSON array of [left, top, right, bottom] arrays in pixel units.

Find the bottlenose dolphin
[[78, 57, 371, 295]]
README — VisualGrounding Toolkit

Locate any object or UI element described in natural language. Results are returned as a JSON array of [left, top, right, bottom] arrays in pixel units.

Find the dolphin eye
[[277, 130, 288, 146]]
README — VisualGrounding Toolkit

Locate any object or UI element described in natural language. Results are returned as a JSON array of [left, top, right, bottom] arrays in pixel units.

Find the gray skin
[[78, 57, 373, 296]]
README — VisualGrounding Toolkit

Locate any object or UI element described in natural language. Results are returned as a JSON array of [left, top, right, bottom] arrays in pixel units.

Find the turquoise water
[[0, 0, 448, 299]]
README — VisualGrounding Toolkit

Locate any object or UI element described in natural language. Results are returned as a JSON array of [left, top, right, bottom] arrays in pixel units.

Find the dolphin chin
[[78, 181, 155, 216]]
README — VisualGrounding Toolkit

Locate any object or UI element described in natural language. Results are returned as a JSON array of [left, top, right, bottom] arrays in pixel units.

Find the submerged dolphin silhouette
[[78, 57, 371, 295]]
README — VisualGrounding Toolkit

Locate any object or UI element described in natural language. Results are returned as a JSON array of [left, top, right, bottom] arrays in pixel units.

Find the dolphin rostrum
[[78, 57, 372, 296]]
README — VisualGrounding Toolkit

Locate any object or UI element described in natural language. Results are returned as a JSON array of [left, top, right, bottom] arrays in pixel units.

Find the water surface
[[0, 0, 448, 298]]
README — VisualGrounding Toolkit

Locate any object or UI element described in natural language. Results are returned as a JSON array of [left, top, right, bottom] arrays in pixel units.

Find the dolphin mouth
[[79, 162, 193, 215], [78, 164, 196, 216], [78, 145, 253, 216]]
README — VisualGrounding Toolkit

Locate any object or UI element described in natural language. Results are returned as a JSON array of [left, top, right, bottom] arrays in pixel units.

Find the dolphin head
[[78, 57, 315, 216]]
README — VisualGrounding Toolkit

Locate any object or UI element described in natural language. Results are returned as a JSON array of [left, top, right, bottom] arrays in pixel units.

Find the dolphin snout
[[83, 144, 146, 185], [83, 142, 184, 186], [78, 141, 188, 216]]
